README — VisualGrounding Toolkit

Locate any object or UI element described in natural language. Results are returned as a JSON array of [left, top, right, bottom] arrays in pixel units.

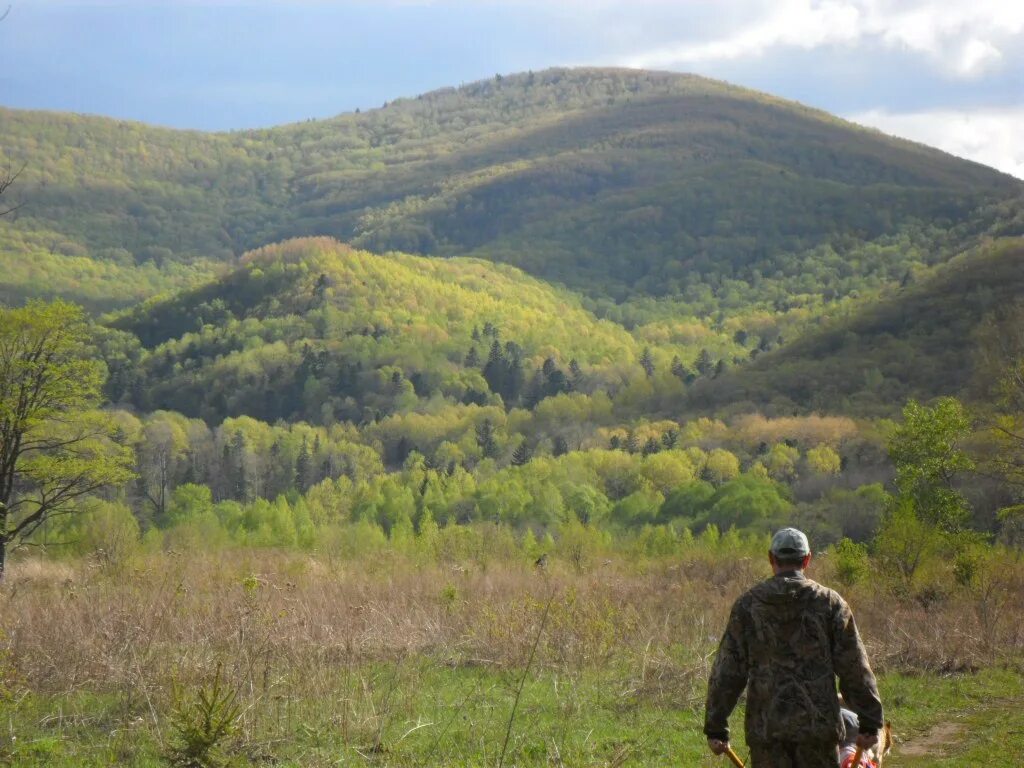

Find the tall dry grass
[[0, 548, 1021, 758]]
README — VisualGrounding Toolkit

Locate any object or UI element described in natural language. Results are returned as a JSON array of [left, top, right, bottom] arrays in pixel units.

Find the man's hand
[[855, 731, 878, 751], [707, 738, 730, 756]]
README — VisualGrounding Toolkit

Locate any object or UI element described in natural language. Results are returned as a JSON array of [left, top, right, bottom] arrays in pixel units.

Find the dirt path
[[898, 721, 965, 758]]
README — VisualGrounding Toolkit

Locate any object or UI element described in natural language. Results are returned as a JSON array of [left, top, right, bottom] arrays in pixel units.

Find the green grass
[[1, 663, 1020, 766], [879, 667, 1024, 766]]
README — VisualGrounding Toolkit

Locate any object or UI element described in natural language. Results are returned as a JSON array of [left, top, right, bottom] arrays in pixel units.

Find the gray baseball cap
[[770, 527, 810, 557]]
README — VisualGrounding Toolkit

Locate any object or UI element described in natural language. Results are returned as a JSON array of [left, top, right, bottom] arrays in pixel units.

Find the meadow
[[1, 544, 1020, 767]]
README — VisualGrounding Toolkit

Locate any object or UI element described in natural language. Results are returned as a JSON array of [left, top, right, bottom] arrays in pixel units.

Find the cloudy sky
[[1, 0, 1021, 178]]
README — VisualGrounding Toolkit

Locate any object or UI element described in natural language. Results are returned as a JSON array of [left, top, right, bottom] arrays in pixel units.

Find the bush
[[832, 538, 869, 587], [76, 501, 140, 565]]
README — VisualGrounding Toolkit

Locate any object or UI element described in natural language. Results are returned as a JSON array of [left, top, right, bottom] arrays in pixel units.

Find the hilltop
[[2, 67, 1019, 311], [104, 237, 644, 424]]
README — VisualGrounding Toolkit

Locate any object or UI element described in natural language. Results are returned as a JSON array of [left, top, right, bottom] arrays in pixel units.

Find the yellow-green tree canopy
[[0, 300, 134, 576]]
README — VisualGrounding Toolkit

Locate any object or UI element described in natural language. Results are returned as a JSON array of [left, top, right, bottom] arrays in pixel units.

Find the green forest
[[0, 64, 1021, 580], [1, 68, 1020, 313], [1, 67, 1023, 767]]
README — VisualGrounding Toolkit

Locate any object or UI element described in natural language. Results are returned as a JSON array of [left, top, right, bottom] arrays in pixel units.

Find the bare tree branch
[[0, 162, 25, 217]]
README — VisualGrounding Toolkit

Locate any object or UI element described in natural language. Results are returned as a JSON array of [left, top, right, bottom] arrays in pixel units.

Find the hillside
[[687, 236, 1024, 416], [2, 67, 1020, 311], [103, 237, 645, 425]]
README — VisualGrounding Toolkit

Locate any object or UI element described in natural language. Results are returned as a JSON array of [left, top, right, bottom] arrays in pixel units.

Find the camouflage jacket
[[704, 571, 883, 746]]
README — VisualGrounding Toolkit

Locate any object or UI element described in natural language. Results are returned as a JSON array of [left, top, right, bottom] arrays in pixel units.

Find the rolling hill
[[102, 237, 645, 424], [687, 236, 1024, 416], [2, 68, 1020, 311]]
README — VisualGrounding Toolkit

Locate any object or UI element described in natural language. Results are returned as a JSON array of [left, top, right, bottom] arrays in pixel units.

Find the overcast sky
[[1, 1, 1021, 178]]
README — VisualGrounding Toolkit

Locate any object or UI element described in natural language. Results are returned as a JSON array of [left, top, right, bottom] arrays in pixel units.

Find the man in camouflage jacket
[[704, 528, 883, 767]]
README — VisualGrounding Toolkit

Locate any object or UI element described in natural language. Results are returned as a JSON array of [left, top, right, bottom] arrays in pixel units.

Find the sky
[[1, 0, 1022, 178]]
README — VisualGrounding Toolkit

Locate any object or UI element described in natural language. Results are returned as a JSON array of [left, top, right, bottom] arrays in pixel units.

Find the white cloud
[[954, 38, 1003, 77], [848, 107, 1024, 179], [620, 0, 1024, 79]]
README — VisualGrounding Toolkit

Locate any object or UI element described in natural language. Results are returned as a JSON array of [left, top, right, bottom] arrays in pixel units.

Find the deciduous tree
[[0, 301, 134, 577], [889, 397, 973, 531]]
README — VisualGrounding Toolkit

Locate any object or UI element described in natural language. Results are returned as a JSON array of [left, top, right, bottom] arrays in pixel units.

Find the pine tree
[[511, 439, 531, 466], [642, 437, 660, 456], [695, 348, 714, 376], [625, 430, 640, 454], [553, 435, 570, 457], [394, 436, 414, 465], [670, 355, 686, 379], [314, 272, 329, 300], [661, 428, 679, 449], [464, 346, 480, 368], [483, 340, 505, 397], [476, 419, 498, 458], [524, 368, 546, 409], [639, 347, 655, 378], [568, 358, 583, 390], [545, 368, 568, 397]]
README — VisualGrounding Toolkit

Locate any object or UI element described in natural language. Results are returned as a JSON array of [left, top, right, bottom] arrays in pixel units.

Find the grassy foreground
[[0, 550, 1020, 767], [1, 664, 1021, 767]]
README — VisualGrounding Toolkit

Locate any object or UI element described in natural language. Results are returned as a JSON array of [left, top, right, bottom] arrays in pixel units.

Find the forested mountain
[[689, 236, 1024, 415], [2, 67, 1020, 311], [86, 237, 896, 541], [102, 237, 645, 425], [5, 68, 1024, 563]]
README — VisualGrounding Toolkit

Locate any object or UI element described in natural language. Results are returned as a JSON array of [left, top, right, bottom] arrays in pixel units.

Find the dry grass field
[[0, 549, 1021, 766]]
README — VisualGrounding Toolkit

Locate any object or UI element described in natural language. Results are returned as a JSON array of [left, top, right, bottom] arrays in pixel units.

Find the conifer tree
[[640, 347, 655, 378], [670, 355, 686, 379], [511, 439, 531, 466], [626, 430, 640, 454], [475, 419, 498, 458], [695, 348, 714, 376]]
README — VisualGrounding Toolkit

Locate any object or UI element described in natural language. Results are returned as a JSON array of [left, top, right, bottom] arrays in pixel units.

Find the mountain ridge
[[2, 67, 1019, 311]]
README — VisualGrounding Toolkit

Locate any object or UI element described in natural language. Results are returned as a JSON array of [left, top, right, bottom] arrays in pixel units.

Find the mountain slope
[[686, 237, 1024, 416], [2, 68, 1020, 309], [103, 237, 643, 424]]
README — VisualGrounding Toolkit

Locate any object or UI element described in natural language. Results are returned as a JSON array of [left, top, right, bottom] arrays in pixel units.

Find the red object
[[841, 756, 877, 768]]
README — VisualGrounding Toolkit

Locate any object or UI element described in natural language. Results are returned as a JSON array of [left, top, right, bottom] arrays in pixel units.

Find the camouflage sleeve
[[831, 597, 883, 733], [704, 599, 749, 741]]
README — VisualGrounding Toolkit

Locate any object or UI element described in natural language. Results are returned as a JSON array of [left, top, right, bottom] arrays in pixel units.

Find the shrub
[[832, 538, 869, 587]]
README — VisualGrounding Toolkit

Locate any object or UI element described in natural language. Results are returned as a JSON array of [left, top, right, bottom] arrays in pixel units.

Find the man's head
[[769, 527, 811, 573]]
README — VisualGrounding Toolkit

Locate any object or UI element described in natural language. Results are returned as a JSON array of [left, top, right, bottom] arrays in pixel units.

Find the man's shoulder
[[802, 576, 845, 600], [741, 575, 847, 607]]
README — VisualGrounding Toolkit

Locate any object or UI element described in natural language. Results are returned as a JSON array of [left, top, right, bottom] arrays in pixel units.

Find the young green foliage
[[888, 397, 973, 532], [0, 300, 135, 576]]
